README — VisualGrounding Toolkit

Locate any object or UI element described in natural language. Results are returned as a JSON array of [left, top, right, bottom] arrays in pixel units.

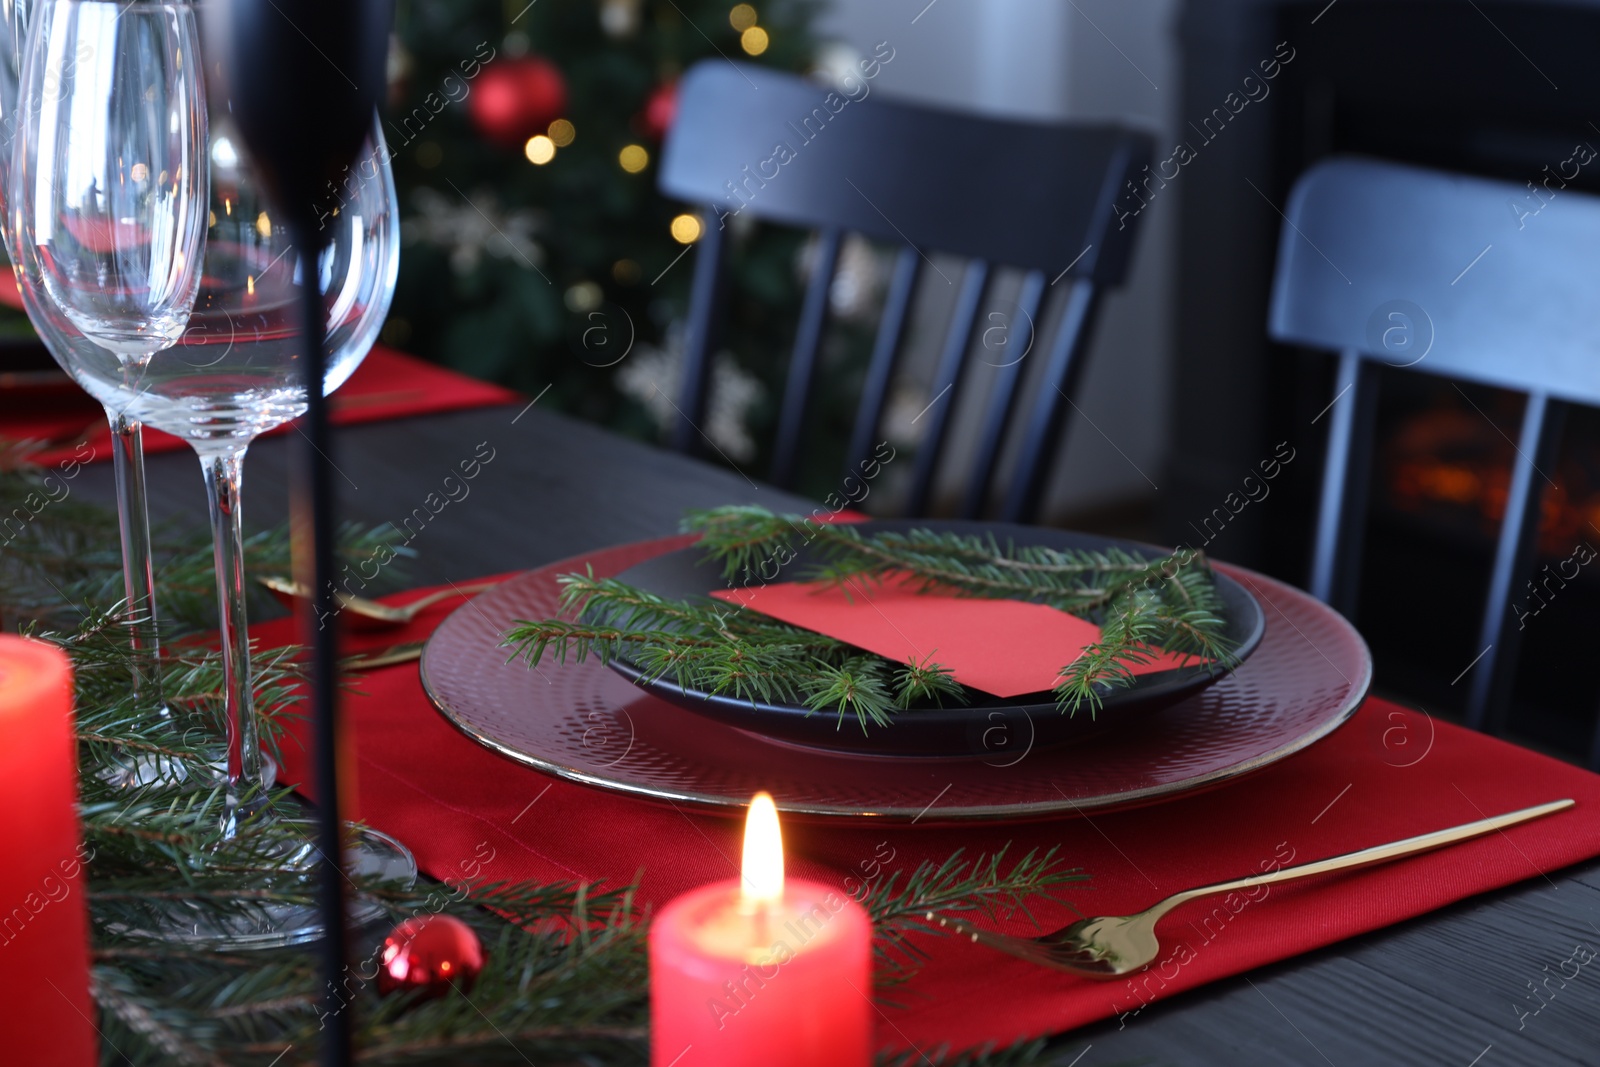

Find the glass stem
[[200, 446, 262, 837], [108, 411, 167, 715]]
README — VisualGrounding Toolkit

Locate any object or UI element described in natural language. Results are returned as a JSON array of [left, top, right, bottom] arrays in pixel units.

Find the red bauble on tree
[[639, 80, 677, 141], [468, 55, 568, 145], [377, 915, 486, 1001]]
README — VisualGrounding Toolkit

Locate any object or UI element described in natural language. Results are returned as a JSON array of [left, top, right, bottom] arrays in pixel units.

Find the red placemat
[[0, 345, 517, 466], [256, 544, 1600, 1053], [0, 263, 518, 463]]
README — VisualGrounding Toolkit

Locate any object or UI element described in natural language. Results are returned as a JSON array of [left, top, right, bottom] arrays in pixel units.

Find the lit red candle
[[0, 636, 95, 1065], [650, 793, 871, 1066]]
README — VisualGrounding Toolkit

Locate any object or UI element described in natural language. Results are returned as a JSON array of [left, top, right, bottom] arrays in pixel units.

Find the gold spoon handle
[[1150, 798, 1574, 921], [392, 581, 500, 615], [341, 640, 426, 671]]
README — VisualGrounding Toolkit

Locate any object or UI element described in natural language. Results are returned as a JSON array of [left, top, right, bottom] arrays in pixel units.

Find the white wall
[[818, 0, 1180, 517], [819, 0, 1074, 120]]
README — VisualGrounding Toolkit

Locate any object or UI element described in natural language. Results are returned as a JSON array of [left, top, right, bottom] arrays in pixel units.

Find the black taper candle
[[203, 5, 392, 1067]]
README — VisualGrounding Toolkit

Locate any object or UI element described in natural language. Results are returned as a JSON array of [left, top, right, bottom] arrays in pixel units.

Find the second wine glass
[[7, 0, 203, 756]]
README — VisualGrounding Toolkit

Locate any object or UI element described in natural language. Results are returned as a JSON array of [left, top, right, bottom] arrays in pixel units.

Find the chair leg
[[770, 228, 843, 489], [961, 270, 1047, 520], [669, 215, 728, 455], [906, 261, 990, 517], [998, 280, 1099, 525], [1463, 392, 1564, 736], [844, 247, 921, 484], [1307, 351, 1378, 619], [1587, 708, 1600, 772]]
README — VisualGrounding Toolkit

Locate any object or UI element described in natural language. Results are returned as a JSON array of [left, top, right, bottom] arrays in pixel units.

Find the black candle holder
[[204, 5, 394, 1066]]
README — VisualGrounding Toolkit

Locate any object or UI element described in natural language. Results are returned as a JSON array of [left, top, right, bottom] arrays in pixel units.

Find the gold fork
[[258, 576, 498, 630], [932, 798, 1574, 978]]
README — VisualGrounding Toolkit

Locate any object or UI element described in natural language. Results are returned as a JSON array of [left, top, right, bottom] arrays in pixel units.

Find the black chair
[[657, 60, 1153, 521], [1268, 155, 1600, 764]]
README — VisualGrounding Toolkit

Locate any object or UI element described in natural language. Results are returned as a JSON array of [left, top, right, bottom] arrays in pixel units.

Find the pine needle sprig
[[508, 506, 1238, 728], [0, 447, 409, 636], [687, 505, 1178, 606], [505, 568, 951, 731], [1054, 571, 1232, 716], [894, 654, 966, 708], [859, 845, 1085, 986], [802, 654, 900, 727], [690, 506, 1241, 717]]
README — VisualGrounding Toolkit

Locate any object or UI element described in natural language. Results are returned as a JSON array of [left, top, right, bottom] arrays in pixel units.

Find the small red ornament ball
[[640, 80, 677, 140], [377, 915, 486, 1000], [468, 55, 568, 145]]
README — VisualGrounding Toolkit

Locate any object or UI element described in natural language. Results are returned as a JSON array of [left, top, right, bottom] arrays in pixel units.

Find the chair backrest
[[658, 60, 1153, 521], [1268, 155, 1600, 761]]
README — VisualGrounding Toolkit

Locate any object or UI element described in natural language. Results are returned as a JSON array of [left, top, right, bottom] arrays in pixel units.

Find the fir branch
[[693, 507, 1240, 717], [687, 506, 1175, 605], [506, 569, 944, 731], [895, 654, 966, 708], [507, 506, 1238, 729], [0, 448, 408, 636], [93, 968, 230, 1067], [803, 654, 899, 729], [862, 846, 1086, 986]]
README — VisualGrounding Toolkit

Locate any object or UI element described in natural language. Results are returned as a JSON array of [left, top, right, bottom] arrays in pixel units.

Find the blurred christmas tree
[[386, 0, 883, 476]]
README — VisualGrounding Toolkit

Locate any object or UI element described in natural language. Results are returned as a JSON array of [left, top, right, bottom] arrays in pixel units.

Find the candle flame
[[740, 792, 784, 907]]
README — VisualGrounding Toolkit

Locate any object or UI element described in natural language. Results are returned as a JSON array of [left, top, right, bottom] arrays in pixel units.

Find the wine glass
[[6, 0, 201, 769], [166, 107, 402, 842], [164, 112, 413, 944], [13, 2, 411, 946], [3, 2, 189, 765]]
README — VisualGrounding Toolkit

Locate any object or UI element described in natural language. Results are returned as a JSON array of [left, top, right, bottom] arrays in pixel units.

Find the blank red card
[[709, 572, 1201, 698]]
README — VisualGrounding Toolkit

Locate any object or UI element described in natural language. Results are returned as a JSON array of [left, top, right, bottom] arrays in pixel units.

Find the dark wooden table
[[74, 402, 1600, 1066]]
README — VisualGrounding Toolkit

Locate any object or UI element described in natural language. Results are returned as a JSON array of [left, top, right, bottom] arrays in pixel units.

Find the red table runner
[[256, 555, 1600, 1053], [0, 344, 518, 467], [0, 266, 518, 464]]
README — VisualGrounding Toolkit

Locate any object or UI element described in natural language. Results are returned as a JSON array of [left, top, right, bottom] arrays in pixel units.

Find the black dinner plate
[[600, 521, 1265, 757]]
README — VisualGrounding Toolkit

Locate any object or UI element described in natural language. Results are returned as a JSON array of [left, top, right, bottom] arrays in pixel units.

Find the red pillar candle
[[650, 794, 871, 1066], [0, 636, 95, 1064]]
